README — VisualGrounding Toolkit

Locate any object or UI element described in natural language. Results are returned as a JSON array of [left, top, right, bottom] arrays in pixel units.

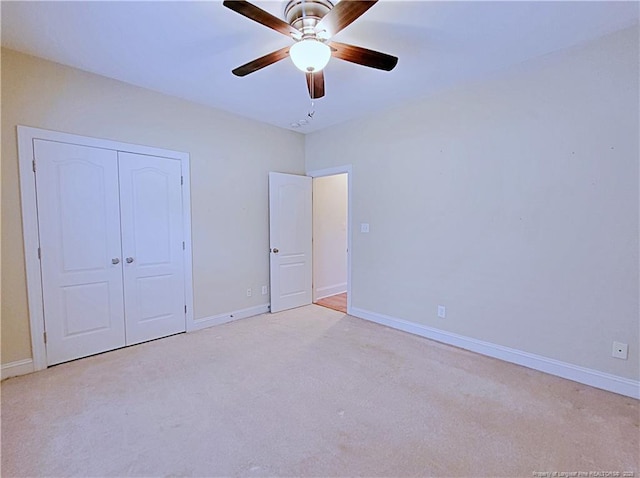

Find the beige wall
[[312, 174, 348, 300], [1, 48, 305, 364], [3, 25, 638, 382], [306, 26, 640, 380]]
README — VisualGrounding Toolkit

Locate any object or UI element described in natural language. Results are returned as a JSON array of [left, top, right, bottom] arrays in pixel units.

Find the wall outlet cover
[[612, 341, 628, 360]]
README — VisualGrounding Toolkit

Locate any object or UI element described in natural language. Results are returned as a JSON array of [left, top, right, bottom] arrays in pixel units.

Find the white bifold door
[[35, 140, 186, 366]]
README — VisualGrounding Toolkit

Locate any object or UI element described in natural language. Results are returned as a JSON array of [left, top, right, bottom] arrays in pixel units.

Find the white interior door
[[119, 152, 186, 345], [35, 140, 126, 366], [269, 172, 313, 313]]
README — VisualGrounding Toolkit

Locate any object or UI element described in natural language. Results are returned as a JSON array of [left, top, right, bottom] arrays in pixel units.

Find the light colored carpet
[[1, 305, 638, 477]]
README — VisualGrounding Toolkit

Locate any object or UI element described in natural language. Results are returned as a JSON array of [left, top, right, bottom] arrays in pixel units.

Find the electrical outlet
[[437, 305, 446, 319], [360, 223, 369, 233], [262, 285, 268, 295], [246, 288, 252, 297], [612, 341, 628, 360]]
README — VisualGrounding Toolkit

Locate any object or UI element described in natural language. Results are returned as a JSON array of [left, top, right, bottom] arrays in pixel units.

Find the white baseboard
[[1, 359, 35, 380], [351, 307, 640, 399], [189, 303, 270, 332], [1, 305, 270, 378], [314, 283, 347, 301]]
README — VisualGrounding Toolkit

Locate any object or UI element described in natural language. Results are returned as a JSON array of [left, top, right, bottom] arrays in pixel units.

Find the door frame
[[17, 126, 195, 371], [306, 165, 352, 315]]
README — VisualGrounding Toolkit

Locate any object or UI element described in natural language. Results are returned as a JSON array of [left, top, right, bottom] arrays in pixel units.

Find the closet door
[[34, 140, 126, 365], [118, 152, 186, 345]]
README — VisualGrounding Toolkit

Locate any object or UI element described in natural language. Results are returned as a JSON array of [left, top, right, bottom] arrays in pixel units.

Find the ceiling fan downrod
[[284, 0, 334, 38]]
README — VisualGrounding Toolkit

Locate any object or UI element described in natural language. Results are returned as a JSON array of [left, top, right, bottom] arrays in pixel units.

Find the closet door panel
[[118, 152, 186, 345], [34, 140, 126, 365]]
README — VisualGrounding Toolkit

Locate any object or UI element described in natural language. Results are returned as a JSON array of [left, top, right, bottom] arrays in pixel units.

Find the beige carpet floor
[[1, 305, 638, 477]]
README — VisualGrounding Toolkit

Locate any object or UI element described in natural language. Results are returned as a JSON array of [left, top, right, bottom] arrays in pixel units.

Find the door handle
[[126, 257, 134, 264], [272, 248, 279, 254], [112, 258, 120, 265]]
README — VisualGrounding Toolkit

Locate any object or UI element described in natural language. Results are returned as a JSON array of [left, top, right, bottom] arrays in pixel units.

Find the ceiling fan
[[223, 0, 398, 99]]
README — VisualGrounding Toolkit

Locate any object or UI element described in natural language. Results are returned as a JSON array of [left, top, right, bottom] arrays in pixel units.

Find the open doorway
[[311, 172, 349, 314]]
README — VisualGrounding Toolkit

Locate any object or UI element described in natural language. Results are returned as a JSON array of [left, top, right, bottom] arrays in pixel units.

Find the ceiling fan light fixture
[[289, 39, 331, 73]]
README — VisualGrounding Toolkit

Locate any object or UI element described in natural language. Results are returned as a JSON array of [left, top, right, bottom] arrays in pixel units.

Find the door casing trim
[[306, 165, 352, 315], [17, 125, 195, 371]]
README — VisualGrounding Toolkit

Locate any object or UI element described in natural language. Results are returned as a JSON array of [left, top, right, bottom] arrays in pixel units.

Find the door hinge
[[184, 305, 187, 314], [43, 331, 47, 344], [181, 176, 184, 186], [32, 160, 36, 173], [182, 241, 185, 250], [38, 247, 41, 259]]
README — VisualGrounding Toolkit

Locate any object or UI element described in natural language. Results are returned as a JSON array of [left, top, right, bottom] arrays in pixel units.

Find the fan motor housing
[[284, 0, 334, 35]]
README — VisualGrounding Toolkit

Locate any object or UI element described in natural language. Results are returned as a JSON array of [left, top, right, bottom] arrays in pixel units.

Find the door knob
[[112, 258, 120, 265], [272, 248, 279, 254], [126, 257, 134, 263]]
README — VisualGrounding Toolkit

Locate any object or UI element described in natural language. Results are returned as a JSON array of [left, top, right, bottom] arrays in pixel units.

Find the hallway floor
[[315, 292, 347, 313]]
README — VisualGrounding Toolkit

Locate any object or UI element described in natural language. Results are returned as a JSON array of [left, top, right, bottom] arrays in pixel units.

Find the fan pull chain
[[290, 99, 316, 129]]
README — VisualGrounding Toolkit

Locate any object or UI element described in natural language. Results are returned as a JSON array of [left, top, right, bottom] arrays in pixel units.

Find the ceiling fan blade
[[314, 0, 377, 38], [232, 46, 290, 77], [329, 41, 398, 71], [306, 71, 325, 99], [223, 0, 301, 38]]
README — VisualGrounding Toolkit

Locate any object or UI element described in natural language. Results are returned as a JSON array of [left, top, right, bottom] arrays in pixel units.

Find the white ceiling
[[2, 1, 638, 134]]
